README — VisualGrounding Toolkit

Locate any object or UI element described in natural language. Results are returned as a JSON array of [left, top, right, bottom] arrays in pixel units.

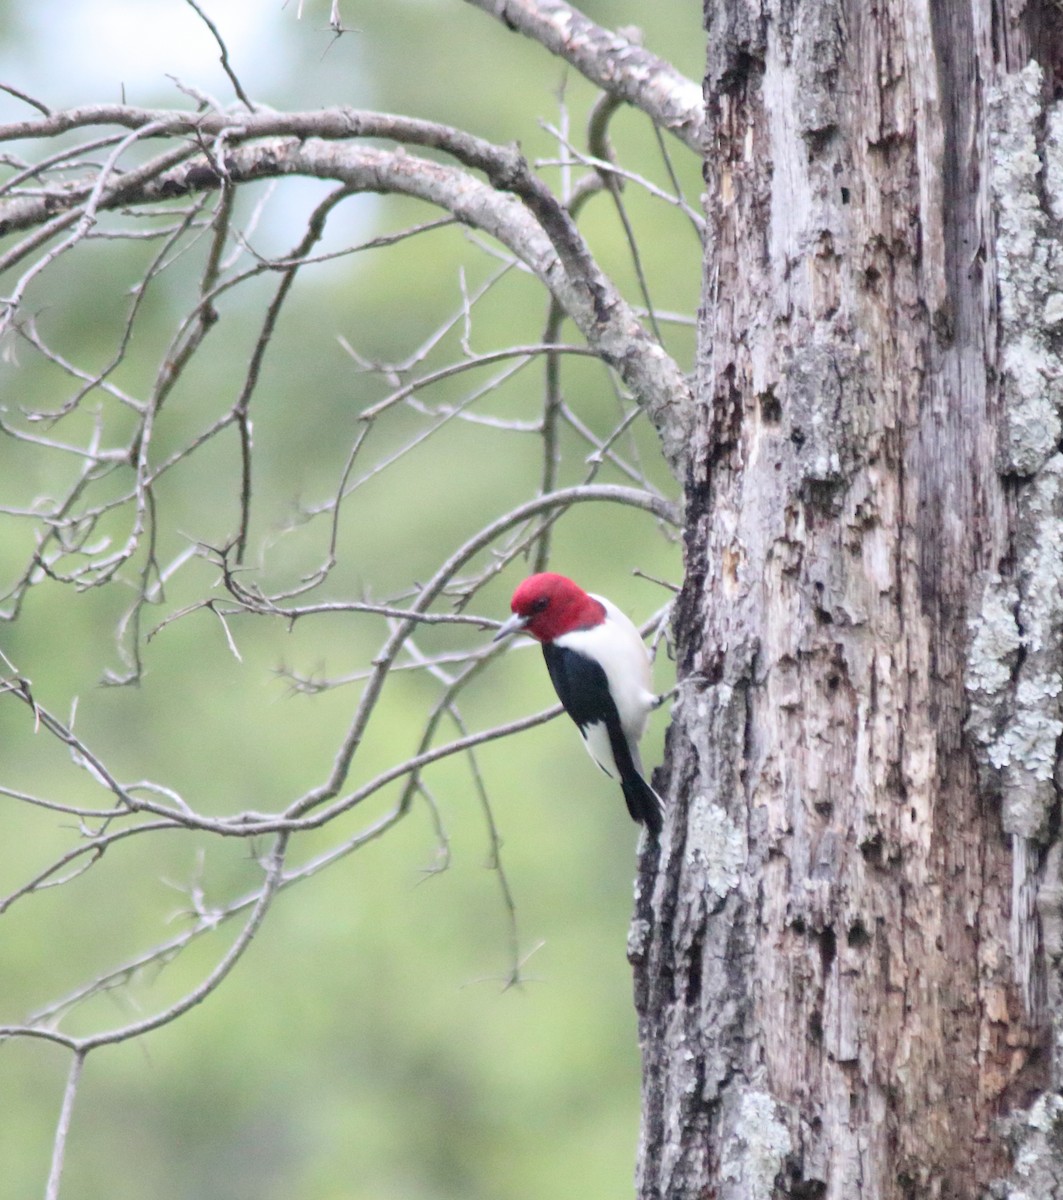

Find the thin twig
[[44, 1049, 85, 1200], [184, 0, 256, 110]]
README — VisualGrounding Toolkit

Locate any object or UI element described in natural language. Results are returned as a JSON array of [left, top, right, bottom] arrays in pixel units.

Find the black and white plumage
[[494, 573, 665, 836]]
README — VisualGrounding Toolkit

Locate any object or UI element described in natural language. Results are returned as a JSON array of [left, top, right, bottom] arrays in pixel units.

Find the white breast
[[555, 594, 655, 744]]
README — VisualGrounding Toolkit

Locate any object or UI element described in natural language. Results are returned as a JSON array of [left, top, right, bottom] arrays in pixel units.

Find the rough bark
[[633, 3, 1063, 1197]]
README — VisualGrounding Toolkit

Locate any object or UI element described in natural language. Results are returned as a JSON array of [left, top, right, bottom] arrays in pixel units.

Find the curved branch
[[0, 101, 695, 470], [85, 145, 691, 468], [285, 481, 677, 821], [277, 140, 696, 468], [463, 0, 704, 152]]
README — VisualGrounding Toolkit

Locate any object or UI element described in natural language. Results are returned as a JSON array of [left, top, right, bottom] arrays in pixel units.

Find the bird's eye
[[530, 597, 549, 614]]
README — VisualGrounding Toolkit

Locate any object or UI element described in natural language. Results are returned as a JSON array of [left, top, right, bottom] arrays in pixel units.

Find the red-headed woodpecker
[[494, 572, 665, 837]]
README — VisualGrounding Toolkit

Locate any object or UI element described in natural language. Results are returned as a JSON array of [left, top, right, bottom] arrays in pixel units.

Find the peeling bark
[[635, 3, 1063, 1197]]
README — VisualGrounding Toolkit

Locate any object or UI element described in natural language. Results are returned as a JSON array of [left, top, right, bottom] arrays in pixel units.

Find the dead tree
[[4, 2, 1063, 1198], [633, 4, 1063, 1198]]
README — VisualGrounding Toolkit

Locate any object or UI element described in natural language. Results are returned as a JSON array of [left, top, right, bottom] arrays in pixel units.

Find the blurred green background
[[0, 3, 702, 1197]]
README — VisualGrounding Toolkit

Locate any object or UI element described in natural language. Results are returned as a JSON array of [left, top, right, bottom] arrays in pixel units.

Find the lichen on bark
[[989, 63, 1063, 477], [970, 58, 1063, 1200]]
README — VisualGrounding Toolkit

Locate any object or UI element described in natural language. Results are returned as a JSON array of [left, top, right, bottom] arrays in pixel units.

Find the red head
[[494, 572, 606, 644]]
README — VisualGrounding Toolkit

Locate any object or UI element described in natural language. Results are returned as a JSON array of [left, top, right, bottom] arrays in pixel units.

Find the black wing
[[541, 643, 663, 835]]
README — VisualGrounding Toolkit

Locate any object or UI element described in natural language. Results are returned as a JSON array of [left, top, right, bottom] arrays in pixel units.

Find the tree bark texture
[[633, 4, 1063, 1197]]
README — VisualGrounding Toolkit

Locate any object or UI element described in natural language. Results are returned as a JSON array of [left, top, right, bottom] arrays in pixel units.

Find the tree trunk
[[633, 4, 1063, 1197]]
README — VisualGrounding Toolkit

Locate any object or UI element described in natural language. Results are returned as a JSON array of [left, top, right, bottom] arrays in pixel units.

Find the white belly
[[556, 594, 655, 745]]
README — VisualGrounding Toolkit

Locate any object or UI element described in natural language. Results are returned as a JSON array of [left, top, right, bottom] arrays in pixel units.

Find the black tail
[[602, 712, 665, 837], [620, 770, 664, 838]]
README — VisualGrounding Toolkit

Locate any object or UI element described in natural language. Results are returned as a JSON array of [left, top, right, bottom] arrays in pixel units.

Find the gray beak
[[493, 612, 530, 642]]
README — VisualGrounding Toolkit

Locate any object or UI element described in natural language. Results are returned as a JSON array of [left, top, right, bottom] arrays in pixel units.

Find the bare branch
[[278, 482, 675, 819], [359, 342, 596, 421], [20, 788, 404, 1037], [0, 835, 292, 1056], [184, 0, 257, 110], [0, 24, 691, 1180], [208, 598, 500, 628], [157, 139, 692, 468], [462, 0, 704, 152], [540, 120, 706, 236], [231, 184, 357, 561], [0, 82, 52, 116], [0, 678, 143, 812], [44, 1050, 85, 1200], [0, 108, 693, 467]]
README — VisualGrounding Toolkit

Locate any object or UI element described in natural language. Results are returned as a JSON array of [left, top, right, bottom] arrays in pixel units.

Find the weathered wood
[[633, 3, 1063, 1196]]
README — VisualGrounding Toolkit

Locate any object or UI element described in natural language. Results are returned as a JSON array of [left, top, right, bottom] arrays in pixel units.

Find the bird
[[493, 572, 665, 836]]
